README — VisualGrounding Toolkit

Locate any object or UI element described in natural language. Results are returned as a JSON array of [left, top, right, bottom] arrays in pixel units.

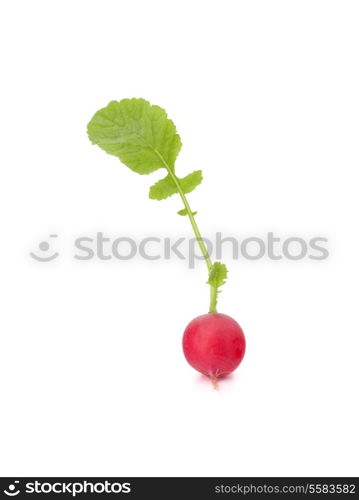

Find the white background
[[1, 0, 358, 477]]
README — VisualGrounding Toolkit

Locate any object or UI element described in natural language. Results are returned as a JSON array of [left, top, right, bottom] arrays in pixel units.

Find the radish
[[87, 98, 246, 387], [183, 314, 246, 388]]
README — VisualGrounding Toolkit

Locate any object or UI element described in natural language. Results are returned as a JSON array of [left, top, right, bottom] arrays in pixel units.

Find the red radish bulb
[[183, 313, 246, 386]]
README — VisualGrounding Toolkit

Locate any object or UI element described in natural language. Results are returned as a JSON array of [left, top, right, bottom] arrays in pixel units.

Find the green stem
[[166, 169, 217, 313], [153, 149, 217, 312]]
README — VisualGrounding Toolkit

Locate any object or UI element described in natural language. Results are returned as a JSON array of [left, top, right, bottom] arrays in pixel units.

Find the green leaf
[[87, 98, 182, 174], [179, 170, 203, 194], [88, 98, 228, 312], [149, 170, 203, 200], [177, 208, 198, 216], [207, 262, 228, 289], [149, 175, 177, 200]]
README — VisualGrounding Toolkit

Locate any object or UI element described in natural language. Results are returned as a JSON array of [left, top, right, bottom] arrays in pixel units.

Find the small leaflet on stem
[[207, 262, 228, 311], [178, 208, 198, 216]]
